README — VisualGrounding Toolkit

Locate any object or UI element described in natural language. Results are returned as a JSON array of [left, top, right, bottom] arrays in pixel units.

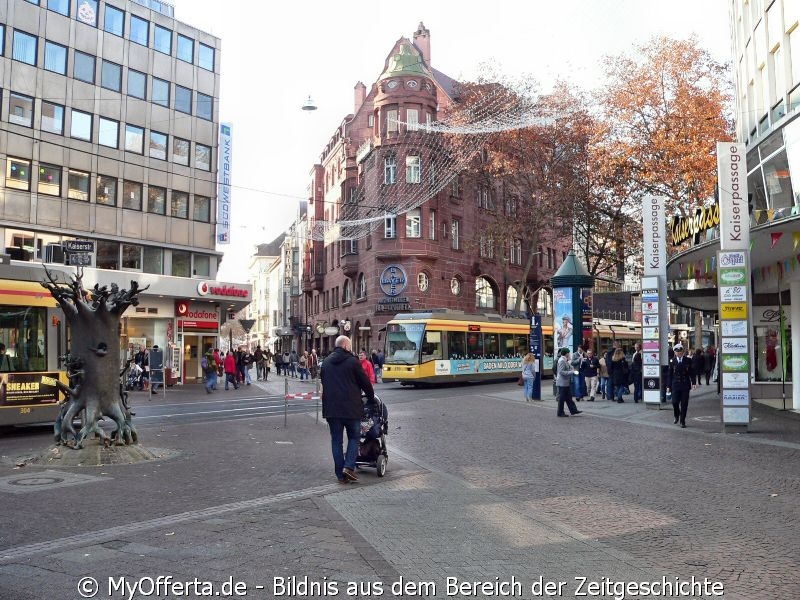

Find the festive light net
[[305, 85, 552, 242]]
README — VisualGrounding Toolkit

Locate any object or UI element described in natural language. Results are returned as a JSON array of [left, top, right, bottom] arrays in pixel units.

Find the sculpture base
[[12, 441, 179, 468]]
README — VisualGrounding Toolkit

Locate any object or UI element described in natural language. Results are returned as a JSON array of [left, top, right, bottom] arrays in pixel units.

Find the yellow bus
[[382, 311, 554, 386]]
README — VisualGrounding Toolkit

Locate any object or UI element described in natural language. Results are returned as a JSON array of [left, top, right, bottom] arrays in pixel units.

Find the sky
[[170, 0, 732, 284]]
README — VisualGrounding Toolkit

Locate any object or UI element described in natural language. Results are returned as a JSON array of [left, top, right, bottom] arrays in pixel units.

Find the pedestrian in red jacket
[[359, 349, 376, 384], [224, 351, 239, 390]]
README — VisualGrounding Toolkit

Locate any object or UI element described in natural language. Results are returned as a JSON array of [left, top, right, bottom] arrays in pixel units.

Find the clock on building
[[450, 277, 461, 295]]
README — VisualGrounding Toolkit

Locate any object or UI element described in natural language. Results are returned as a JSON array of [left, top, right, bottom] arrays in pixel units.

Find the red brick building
[[302, 24, 570, 354]]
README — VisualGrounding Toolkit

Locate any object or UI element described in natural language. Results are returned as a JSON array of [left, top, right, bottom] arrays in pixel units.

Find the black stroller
[[356, 394, 389, 477], [125, 362, 145, 391]]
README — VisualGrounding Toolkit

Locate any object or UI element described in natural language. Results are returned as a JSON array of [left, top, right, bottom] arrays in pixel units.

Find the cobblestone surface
[[0, 379, 796, 599]]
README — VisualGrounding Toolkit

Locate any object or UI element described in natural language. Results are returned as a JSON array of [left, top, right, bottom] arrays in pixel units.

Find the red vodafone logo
[[197, 281, 210, 296], [175, 300, 189, 316]]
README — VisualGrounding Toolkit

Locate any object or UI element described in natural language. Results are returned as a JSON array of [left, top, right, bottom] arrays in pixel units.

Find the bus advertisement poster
[[0, 372, 64, 406]]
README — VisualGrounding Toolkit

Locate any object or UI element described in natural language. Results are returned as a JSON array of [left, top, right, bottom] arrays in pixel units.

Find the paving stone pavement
[[0, 378, 796, 599]]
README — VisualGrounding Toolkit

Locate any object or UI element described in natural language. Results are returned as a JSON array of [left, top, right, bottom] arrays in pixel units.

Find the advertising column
[[641, 195, 668, 408], [717, 142, 751, 430]]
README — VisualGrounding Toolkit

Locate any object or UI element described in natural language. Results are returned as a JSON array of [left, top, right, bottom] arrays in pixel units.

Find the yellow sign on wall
[[720, 303, 748, 319]]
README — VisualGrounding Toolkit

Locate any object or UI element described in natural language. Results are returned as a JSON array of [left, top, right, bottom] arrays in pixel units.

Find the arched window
[[357, 273, 367, 299], [536, 288, 553, 316], [475, 276, 496, 309], [506, 285, 529, 315], [342, 279, 352, 304]]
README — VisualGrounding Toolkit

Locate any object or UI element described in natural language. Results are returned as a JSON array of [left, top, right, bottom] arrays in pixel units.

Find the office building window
[[193, 195, 210, 222], [147, 186, 166, 215], [171, 251, 190, 277], [198, 43, 214, 71], [171, 191, 188, 218], [122, 180, 142, 210], [101, 60, 121, 91], [384, 155, 396, 184], [98, 117, 119, 147], [41, 102, 64, 134], [103, 5, 124, 36], [73, 51, 95, 83], [175, 85, 192, 114], [130, 15, 148, 46], [125, 124, 144, 153], [149, 131, 167, 160], [153, 25, 171, 54], [70, 109, 92, 141], [67, 169, 90, 201], [406, 108, 419, 131], [0, 25, 4, 58], [44, 41, 67, 74], [142, 247, 163, 274], [6, 158, 31, 190], [429, 209, 436, 240], [451, 219, 460, 250], [48, 0, 70, 15], [96, 240, 119, 270], [121, 244, 142, 269], [12, 31, 37, 65], [177, 34, 193, 63], [193, 255, 210, 277], [387, 108, 398, 133], [96, 175, 117, 205], [173, 137, 189, 165], [357, 273, 367, 299], [152, 77, 169, 106], [197, 92, 212, 120], [38, 164, 61, 196], [9, 93, 34, 127], [195, 144, 211, 171], [75, 0, 98, 26], [128, 69, 146, 99]]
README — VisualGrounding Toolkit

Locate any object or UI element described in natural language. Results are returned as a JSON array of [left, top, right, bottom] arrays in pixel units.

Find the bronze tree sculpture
[[42, 266, 148, 448]]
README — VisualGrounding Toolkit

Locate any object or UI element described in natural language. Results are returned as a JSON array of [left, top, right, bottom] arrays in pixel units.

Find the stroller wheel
[[376, 455, 387, 477]]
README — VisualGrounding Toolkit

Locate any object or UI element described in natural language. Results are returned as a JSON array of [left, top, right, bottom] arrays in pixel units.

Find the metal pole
[[315, 377, 320, 424], [284, 377, 289, 427]]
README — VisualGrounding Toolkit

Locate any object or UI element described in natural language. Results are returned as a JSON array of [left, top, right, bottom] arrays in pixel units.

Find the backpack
[[201, 357, 212, 373]]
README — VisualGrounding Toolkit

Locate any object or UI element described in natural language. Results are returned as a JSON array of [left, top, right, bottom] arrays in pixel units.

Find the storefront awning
[[0, 280, 57, 307]]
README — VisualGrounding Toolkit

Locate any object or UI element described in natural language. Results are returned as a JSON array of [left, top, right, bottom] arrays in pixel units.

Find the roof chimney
[[413, 22, 430, 67], [354, 81, 367, 113]]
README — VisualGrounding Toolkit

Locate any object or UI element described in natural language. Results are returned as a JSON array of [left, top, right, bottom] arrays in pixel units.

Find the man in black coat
[[667, 343, 696, 428], [320, 335, 376, 483]]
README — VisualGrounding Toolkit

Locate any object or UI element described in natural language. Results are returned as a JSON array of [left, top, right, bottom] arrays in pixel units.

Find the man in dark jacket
[[667, 343, 696, 428], [321, 335, 375, 483]]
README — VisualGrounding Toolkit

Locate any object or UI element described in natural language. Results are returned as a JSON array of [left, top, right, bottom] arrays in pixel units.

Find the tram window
[[421, 330, 443, 362], [484, 333, 499, 358], [499, 334, 513, 358], [467, 332, 484, 358], [0, 306, 47, 371], [385, 324, 423, 364], [448, 331, 466, 359]]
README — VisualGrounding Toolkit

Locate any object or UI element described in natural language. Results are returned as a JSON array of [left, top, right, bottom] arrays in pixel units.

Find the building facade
[[300, 24, 570, 355], [0, 0, 250, 382], [668, 0, 800, 408]]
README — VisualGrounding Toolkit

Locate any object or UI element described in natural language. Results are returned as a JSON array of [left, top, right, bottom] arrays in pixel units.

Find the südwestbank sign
[[196, 281, 250, 298]]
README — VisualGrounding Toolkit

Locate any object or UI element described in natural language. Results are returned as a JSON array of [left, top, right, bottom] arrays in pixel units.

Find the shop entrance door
[[183, 335, 200, 382]]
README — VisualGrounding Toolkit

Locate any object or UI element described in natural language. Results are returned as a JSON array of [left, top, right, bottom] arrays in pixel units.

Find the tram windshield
[[385, 323, 424, 364], [0, 306, 48, 372]]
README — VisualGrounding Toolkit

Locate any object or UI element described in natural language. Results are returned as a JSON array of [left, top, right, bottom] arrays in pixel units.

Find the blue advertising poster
[[553, 287, 575, 350]]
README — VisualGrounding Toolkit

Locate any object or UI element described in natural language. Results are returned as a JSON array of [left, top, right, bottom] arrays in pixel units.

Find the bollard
[[284, 377, 289, 428]]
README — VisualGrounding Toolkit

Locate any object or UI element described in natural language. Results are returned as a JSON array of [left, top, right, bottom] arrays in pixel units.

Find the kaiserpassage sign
[[717, 142, 749, 250], [643, 195, 666, 274]]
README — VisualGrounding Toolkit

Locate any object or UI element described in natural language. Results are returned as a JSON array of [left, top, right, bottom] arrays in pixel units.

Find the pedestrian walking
[[521, 352, 538, 402], [668, 343, 696, 428], [609, 348, 630, 403], [604, 341, 620, 400], [224, 350, 239, 390], [705, 346, 716, 385], [571, 346, 587, 401], [555, 348, 582, 417], [321, 335, 376, 484], [581, 349, 600, 401], [309, 349, 319, 379], [691, 346, 706, 386], [598, 352, 608, 400], [202, 350, 217, 393], [371, 349, 384, 383], [254, 346, 264, 380], [274, 351, 284, 377], [359, 349, 376, 384], [263, 348, 273, 381], [213, 348, 223, 378], [299, 351, 309, 380]]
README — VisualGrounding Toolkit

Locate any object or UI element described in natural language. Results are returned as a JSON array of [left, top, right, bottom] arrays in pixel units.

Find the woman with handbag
[[609, 348, 630, 403], [521, 353, 538, 402]]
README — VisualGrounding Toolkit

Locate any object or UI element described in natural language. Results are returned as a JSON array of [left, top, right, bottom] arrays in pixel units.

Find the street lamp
[[301, 95, 317, 111]]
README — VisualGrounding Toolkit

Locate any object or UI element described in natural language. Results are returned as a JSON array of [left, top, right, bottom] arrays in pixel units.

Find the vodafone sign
[[197, 281, 249, 298]]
